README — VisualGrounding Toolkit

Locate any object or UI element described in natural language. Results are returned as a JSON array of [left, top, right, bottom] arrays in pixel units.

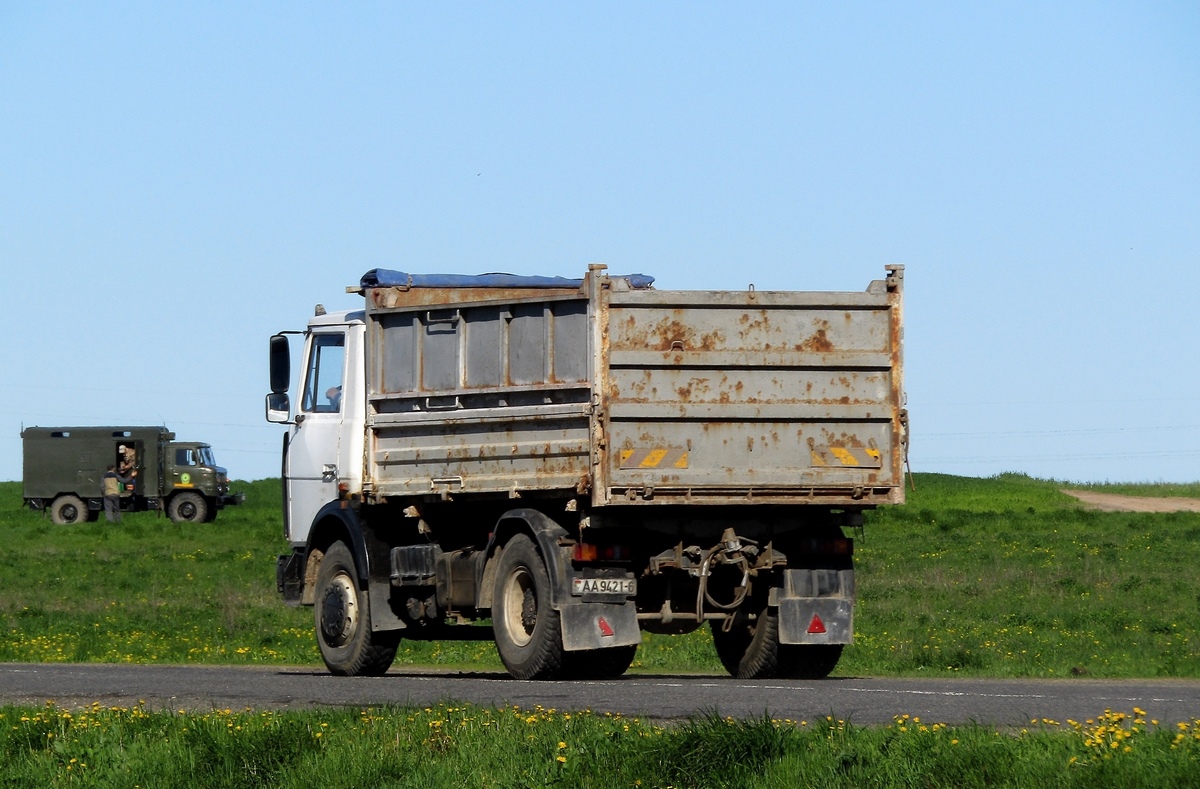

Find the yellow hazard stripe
[[639, 448, 668, 468], [810, 446, 883, 468], [619, 448, 690, 470], [829, 447, 860, 466]]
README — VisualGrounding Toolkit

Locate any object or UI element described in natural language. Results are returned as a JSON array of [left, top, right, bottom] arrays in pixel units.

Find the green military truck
[[21, 426, 244, 524]]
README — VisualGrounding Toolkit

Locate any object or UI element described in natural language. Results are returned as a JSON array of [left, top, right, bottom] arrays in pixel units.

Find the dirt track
[[1061, 490, 1200, 513]]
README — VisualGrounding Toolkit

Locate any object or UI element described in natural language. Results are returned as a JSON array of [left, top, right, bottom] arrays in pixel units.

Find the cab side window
[[301, 333, 346, 414], [175, 449, 197, 466]]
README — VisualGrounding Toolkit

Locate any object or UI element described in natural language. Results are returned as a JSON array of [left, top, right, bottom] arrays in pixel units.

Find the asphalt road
[[3, 663, 1199, 726]]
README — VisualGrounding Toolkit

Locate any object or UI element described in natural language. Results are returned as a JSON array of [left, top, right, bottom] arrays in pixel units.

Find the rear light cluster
[[572, 543, 630, 562], [802, 538, 853, 556]]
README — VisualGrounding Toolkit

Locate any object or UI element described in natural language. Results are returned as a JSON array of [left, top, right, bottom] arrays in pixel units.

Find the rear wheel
[[168, 492, 208, 524], [781, 644, 844, 680], [50, 495, 88, 525], [561, 644, 638, 680], [314, 541, 398, 676], [711, 607, 844, 680], [492, 534, 565, 679]]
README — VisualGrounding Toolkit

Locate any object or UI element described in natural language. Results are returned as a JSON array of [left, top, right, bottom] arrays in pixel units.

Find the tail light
[[801, 537, 853, 556], [573, 544, 630, 562]]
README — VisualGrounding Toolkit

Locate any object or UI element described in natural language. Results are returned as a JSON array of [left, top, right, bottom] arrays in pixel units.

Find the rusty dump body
[[359, 265, 906, 511]]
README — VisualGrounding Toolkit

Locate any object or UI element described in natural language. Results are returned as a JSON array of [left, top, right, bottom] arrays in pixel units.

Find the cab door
[[284, 330, 347, 545]]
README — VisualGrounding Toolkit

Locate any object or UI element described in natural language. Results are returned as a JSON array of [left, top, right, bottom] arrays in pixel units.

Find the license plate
[[572, 577, 636, 596]]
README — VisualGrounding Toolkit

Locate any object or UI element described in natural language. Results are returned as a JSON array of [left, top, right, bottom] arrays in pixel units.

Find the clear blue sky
[[2, 3, 1197, 483]]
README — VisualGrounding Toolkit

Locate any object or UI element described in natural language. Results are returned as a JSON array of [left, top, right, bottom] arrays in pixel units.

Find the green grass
[[849, 473, 1200, 678], [1, 473, 1199, 677], [3, 701, 1199, 788], [1067, 481, 1200, 499]]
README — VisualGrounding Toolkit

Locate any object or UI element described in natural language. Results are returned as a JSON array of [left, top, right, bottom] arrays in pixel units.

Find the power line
[[918, 449, 1200, 464], [921, 425, 1200, 439]]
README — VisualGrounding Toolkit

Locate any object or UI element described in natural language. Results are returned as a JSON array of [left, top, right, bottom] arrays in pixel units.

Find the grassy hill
[[1, 473, 1197, 677]]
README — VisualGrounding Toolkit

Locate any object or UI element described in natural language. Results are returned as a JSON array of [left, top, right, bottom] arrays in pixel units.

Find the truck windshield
[[301, 333, 346, 414], [199, 446, 217, 466]]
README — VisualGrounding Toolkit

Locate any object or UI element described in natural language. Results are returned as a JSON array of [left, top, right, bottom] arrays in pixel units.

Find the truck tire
[[781, 644, 844, 680], [492, 534, 565, 680], [50, 495, 88, 525], [561, 644, 638, 680], [711, 607, 844, 680], [168, 492, 208, 524], [314, 541, 398, 676]]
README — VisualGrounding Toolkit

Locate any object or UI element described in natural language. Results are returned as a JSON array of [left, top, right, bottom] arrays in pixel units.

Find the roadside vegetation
[[0, 473, 1198, 678], [3, 700, 1199, 788]]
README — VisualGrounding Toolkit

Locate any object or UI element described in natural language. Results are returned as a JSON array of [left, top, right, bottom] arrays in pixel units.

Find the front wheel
[[168, 492, 208, 524], [492, 534, 565, 680], [314, 541, 398, 676], [50, 495, 88, 525]]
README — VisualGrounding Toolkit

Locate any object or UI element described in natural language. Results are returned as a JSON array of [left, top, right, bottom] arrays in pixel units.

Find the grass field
[[3, 700, 1199, 788], [1, 473, 1198, 678]]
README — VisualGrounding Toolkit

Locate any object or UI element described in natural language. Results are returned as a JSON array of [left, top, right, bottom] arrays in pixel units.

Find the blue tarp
[[360, 269, 654, 290]]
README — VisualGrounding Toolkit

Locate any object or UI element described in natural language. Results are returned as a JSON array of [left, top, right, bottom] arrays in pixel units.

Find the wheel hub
[[320, 574, 357, 646], [502, 568, 537, 647]]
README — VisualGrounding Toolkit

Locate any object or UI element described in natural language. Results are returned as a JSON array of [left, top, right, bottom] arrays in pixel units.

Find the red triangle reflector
[[807, 615, 827, 634], [597, 617, 615, 637]]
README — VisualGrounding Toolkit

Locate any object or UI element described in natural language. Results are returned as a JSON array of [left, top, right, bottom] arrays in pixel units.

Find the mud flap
[[559, 601, 641, 651], [369, 579, 406, 632], [777, 597, 854, 645], [276, 552, 304, 604]]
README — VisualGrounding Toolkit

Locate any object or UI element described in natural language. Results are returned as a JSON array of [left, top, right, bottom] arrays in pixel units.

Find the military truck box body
[[269, 265, 906, 680], [21, 426, 241, 524]]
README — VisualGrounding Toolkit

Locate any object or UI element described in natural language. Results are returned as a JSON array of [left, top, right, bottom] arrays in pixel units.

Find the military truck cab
[[21, 426, 244, 524]]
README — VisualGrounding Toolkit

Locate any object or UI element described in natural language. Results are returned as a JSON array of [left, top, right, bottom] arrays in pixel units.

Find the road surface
[[3, 663, 1198, 726]]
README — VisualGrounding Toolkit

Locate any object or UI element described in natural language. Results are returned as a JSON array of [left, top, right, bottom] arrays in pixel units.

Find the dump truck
[[21, 426, 243, 524], [267, 264, 906, 680]]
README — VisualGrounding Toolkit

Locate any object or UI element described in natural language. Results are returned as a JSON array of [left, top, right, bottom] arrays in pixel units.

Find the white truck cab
[[267, 309, 366, 547]]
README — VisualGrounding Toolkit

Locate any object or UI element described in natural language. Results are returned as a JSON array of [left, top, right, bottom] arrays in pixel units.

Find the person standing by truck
[[102, 464, 136, 523]]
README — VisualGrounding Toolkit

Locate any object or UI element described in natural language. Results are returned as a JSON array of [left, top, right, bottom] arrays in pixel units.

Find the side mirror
[[265, 392, 291, 424], [269, 334, 291, 394]]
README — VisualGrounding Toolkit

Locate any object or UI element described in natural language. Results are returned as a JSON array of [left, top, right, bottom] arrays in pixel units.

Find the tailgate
[[598, 266, 905, 507]]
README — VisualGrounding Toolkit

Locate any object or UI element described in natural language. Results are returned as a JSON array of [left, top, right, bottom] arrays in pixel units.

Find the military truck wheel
[[492, 534, 565, 680], [50, 495, 88, 525], [711, 608, 843, 679], [314, 541, 398, 676], [168, 492, 208, 524]]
